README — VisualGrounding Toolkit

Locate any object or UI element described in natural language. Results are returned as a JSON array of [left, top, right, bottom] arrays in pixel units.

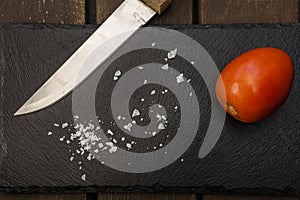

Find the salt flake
[[132, 109, 140, 117], [176, 74, 184, 83], [162, 64, 169, 70], [168, 48, 177, 59], [81, 174, 86, 181]]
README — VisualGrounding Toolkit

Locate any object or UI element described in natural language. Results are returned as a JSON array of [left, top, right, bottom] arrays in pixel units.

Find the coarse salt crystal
[[161, 64, 169, 70], [59, 136, 65, 142], [48, 131, 53, 136], [152, 43, 156, 47], [124, 123, 132, 132], [81, 174, 86, 181], [110, 146, 118, 153], [114, 70, 121, 77], [158, 123, 165, 130], [151, 90, 156, 95], [176, 74, 184, 83], [117, 115, 122, 120], [132, 109, 140, 117], [62, 123, 68, 128], [98, 143, 104, 148], [138, 66, 144, 69], [168, 48, 177, 59], [121, 137, 125, 141], [126, 143, 132, 149], [106, 142, 114, 147], [70, 156, 74, 161], [107, 130, 114, 135], [144, 79, 148, 84], [54, 123, 59, 127]]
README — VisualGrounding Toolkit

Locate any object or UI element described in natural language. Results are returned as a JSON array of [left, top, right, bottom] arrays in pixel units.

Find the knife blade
[[14, 0, 171, 116]]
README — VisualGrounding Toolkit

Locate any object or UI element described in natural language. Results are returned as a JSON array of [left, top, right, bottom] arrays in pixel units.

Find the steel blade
[[14, 0, 156, 116]]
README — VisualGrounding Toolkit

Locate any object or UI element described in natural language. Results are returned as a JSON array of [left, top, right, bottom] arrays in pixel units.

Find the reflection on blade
[[14, 0, 156, 116]]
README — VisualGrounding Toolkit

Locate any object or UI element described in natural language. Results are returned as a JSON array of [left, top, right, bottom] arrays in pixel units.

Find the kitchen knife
[[14, 0, 172, 116]]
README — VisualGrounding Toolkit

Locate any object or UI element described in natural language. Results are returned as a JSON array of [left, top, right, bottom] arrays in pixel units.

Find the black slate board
[[0, 23, 299, 196]]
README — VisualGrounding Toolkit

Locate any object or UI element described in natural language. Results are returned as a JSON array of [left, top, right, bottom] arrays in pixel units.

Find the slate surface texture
[[0, 23, 299, 196]]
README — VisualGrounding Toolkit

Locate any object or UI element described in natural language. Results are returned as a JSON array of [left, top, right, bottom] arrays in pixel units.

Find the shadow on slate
[[0, 23, 299, 196]]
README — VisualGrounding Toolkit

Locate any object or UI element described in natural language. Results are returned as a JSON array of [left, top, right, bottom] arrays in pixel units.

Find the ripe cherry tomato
[[216, 47, 294, 123]]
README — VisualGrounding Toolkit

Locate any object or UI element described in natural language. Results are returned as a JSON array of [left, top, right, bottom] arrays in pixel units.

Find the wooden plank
[[0, 193, 86, 200], [200, 0, 299, 24], [203, 194, 300, 200], [96, 0, 123, 24], [0, 0, 85, 26], [96, 0, 194, 24], [98, 193, 197, 200]]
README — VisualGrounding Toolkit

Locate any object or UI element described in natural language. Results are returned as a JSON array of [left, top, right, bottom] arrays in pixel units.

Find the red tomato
[[216, 47, 294, 123]]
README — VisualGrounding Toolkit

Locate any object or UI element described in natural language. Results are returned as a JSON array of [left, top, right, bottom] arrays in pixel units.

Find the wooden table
[[0, 0, 299, 199]]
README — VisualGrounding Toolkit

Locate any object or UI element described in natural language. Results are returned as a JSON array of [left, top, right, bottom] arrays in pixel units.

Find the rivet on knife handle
[[140, 0, 172, 15]]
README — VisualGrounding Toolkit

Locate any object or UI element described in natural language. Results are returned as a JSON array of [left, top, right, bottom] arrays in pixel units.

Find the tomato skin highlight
[[216, 47, 294, 123]]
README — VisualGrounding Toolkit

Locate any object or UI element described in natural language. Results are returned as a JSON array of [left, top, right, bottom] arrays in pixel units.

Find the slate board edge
[[0, 28, 7, 173], [0, 185, 299, 196], [1, 22, 300, 30]]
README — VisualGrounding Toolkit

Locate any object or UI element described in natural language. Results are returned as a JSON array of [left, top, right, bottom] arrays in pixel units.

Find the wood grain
[[0, 0, 85, 26], [203, 194, 300, 200], [96, 0, 194, 24], [200, 0, 299, 24], [98, 193, 197, 200], [140, 0, 172, 15], [0, 193, 86, 200]]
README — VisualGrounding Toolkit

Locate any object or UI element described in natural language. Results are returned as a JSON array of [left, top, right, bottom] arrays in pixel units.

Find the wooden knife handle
[[140, 0, 172, 15]]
